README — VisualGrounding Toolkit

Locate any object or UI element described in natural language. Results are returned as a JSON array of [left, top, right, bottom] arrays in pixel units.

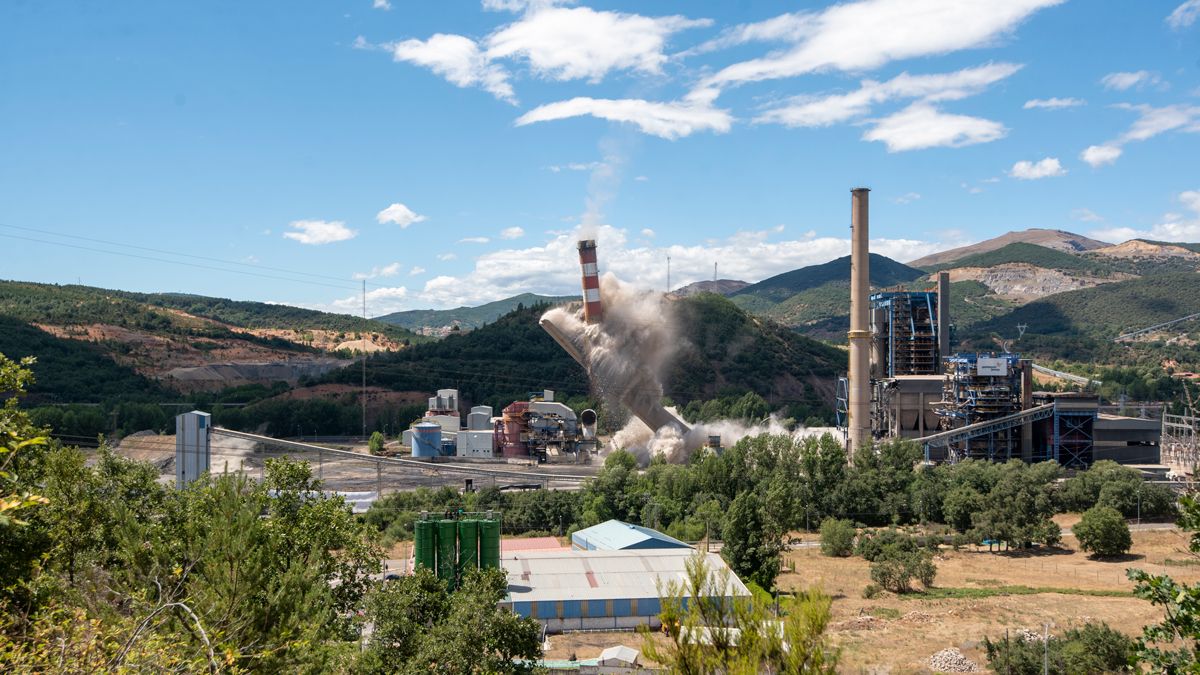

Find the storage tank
[[479, 518, 501, 570], [412, 422, 442, 458], [414, 519, 436, 572], [437, 520, 458, 590], [458, 519, 479, 575]]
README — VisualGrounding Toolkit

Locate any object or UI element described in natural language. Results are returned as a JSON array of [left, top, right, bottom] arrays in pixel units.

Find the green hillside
[[923, 242, 1114, 275], [373, 293, 575, 332], [0, 315, 167, 403], [732, 253, 925, 305], [964, 273, 1200, 363], [329, 294, 845, 422]]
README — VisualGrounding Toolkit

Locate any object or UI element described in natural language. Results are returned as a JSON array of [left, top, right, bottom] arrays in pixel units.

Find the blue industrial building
[[571, 519, 692, 551]]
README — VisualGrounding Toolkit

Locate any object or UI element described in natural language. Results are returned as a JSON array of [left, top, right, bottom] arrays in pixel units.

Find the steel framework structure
[[870, 291, 940, 377], [1162, 413, 1200, 470]]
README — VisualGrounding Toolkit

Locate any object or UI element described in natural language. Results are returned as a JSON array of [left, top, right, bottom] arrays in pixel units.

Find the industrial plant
[[840, 188, 1160, 469]]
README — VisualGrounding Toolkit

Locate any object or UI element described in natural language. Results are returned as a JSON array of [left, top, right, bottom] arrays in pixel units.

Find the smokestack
[[577, 240, 603, 324], [937, 271, 951, 360], [848, 188, 872, 456]]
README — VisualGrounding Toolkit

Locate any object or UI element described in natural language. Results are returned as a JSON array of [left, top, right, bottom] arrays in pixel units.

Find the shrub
[[819, 518, 855, 557], [856, 529, 921, 562], [869, 548, 936, 593], [368, 431, 386, 455], [1073, 506, 1132, 557], [862, 583, 882, 599], [983, 622, 1134, 674]]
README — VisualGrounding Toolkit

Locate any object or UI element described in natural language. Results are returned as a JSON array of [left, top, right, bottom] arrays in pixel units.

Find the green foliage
[[983, 622, 1135, 674], [968, 461, 1063, 549], [722, 491, 783, 591], [368, 430, 385, 455], [355, 568, 542, 674], [818, 518, 855, 557], [1073, 506, 1132, 557], [642, 553, 839, 674], [0, 353, 49, 530], [1060, 460, 1176, 519], [1129, 493, 1200, 670], [854, 528, 928, 562], [868, 547, 936, 593], [375, 292, 575, 332]]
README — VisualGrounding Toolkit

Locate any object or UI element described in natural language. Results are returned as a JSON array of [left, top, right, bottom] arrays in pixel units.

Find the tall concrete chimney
[[577, 240, 603, 324], [937, 271, 951, 360], [848, 188, 872, 456]]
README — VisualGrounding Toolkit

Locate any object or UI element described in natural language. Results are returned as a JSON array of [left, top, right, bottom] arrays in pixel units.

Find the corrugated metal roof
[[571, 519, 691, 550], [501, 549, 750, 603], [501, 536, 568, 552]]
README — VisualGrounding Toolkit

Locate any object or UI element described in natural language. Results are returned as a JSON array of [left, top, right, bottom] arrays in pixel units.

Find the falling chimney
[[848, 188, 872, 456], [577, 240, 603, 324], [937, 270, 951, 360]]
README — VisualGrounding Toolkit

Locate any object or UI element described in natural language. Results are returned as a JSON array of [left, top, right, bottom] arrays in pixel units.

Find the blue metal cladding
[[536, 602, 557, 619], [611, 599, 632, 616], [562, 600, 583, 618], [513, 602, 533, 618], [587, 600, 607, 617], [639, 597, 662, 616]]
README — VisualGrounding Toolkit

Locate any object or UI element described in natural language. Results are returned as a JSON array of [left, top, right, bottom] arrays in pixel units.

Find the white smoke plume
[[541, 270, 842, 465]]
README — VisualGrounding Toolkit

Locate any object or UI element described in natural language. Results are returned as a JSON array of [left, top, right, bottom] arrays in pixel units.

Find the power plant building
[[499, 549, 750, 634]]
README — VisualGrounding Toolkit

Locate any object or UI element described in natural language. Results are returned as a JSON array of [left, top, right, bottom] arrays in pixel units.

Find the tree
[[722, 491, 783, 591], [368, 430, 385, 455], [868, 548, 936, 594], [1129, 494, 1200, 670], [1073, 506, 1132, 557], [818, 519, 855, 558], [0, 353, 48, 528], [983, 622, 1134, 674], [641, 554, 838, 674]]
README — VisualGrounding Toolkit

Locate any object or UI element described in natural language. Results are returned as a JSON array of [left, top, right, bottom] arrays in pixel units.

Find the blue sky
[[2, 0, 1198, 315]]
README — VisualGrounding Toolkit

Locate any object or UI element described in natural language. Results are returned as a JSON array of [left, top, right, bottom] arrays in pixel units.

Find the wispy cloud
[[1080, 103, 1200, 167], [459, 236, 491, 244], [1091, 189, 1200, 243], [372, 0, 391, 10], [1100, 70, 1163, 91], [894, 192, 921, 204], [500, 226, 525, 239], [515, 96, 732, 140], [354, 262, 402, 280], [282, 220, 357, 245], [863, 103, 1007, 152], [1009, 157, 1066, 180], [387, 34, 517, 104], [1167, 1, 1200, 30], [547, 161, 604, 172], [1023, 97, 1085, 109], [1071, 208, 1104, 223]]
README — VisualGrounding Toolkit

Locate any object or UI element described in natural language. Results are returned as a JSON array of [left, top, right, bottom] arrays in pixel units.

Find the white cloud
[[756, 62, 1021, 128], [1072, 208, 1104, 223], [482, 0, 575, 13], [409, 266, 426, 276], [382, 224, 955, 310], [1023, 97, 1085, 109], [547, 161, 604, 172], [634, 175, 649, 182], [1080, 144, 1122, 167], [696, 0, 1061, 97], [1168, 0, 1200, 29], [1090, 189, 1200, 243], [500, 226, 525, 239], [1009, 157, 1066, 180], [372, 0, 391, 10], [1079, 103, 1200, 167], [354, 262, 402, 280], [326, 286, 410, 316], [515, 96, 732, 140], [459, 236, 491, 244], [641, 228, 655, 238], [485, 7, 710, 82], [282, 220, 357, 245], [1100, 70, 1162, 91], [863, 103, 1007, 152], [387, 34, 516, 103], [437, 253, 457, 261], [352, 36, 370, 50], [376, 202, 427, 228], [894, 192, 921, 204]]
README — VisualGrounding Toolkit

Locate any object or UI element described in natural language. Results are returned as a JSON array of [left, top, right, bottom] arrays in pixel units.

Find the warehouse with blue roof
[[570, 519, 692, 551]]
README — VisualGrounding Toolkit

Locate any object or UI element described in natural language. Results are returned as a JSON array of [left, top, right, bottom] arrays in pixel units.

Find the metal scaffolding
[[934, 353, 1024, 461], [870, 291, 940, 377], [1162, 413, 1200, 470]]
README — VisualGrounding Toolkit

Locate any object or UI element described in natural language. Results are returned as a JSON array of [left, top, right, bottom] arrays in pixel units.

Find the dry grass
[[778, 526, 1200, 672]]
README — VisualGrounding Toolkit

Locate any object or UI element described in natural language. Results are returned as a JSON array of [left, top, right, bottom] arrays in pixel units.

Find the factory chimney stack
[[937, 271, 951, 360], [848, 188, 872, 456], [577, 240, 603, 324]]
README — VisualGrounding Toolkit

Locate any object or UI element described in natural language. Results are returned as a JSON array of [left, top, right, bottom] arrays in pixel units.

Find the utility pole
[[362, 279, 367, 442], [713, 262, 717, 281], [1043, 623, 1049, 675], [666, 255, 671, 293]]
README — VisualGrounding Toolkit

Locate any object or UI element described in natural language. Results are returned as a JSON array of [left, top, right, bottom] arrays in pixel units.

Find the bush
[[862, 583, 882, 599], [1073, 506, 1132, 557], [819, 518, 855, 557], [983, 622, 1134, 674], [368, 431, 385, 455], [856, 529, 921, 562], [869, 548, 936, 593]]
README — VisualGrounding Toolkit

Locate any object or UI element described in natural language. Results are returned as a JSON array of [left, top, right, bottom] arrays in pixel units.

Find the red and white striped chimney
[[577, 240, 603, 323]]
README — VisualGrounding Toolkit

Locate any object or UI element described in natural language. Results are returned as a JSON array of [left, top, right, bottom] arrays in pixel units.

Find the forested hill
[[328, 294, 846, 422], [732, 253, 925, 306], [374, 293, 575, 332]]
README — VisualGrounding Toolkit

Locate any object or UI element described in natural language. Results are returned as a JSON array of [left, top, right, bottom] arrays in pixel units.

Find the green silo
[[458, 519, 479, 576], [437, 520, 458, 590], [414, 519, 436, 572], [479, 518, 501, 570]]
